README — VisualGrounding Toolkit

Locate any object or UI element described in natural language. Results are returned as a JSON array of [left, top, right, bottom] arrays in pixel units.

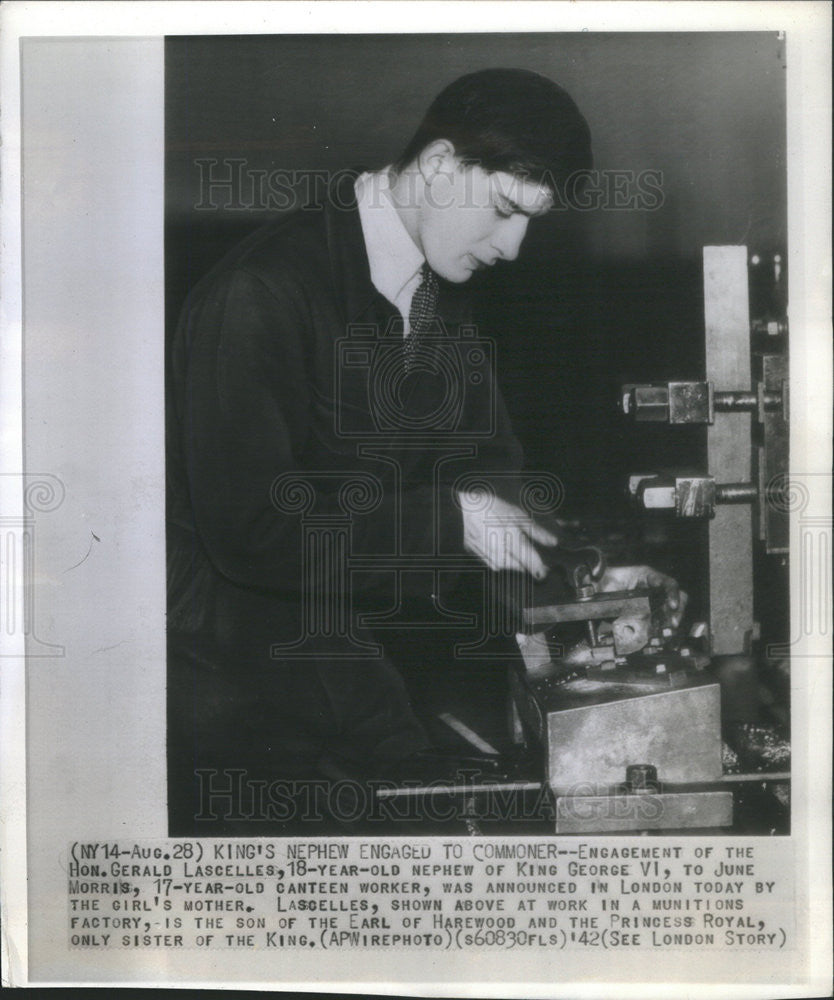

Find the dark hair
[[394, 68, 592, 197]]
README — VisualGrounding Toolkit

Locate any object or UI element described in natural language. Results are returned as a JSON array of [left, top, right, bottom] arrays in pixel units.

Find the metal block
[[546, 682, 723, 792], [555, 790, 733, 833], [631, 384, 670, 421], [754, 353, 789, 553], [675, 475, 717, 518], [703, 246, 754, 654], [668, 381, 714, 424]]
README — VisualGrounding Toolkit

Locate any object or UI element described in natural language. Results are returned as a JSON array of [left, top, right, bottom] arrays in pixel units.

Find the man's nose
[[490, 215, 529, 261]]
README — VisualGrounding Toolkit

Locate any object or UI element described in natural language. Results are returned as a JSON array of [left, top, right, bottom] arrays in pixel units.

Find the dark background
[[165, 32, 787, 615]]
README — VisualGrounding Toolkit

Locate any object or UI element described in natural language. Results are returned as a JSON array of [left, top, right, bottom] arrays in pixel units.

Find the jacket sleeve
[[176, 266, 472, 594], [179, 267, 318, 592]]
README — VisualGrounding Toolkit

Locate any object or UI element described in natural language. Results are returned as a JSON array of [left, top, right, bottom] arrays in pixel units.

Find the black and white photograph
[[165, 33, 792, 838], [1, 1, 830, 993]]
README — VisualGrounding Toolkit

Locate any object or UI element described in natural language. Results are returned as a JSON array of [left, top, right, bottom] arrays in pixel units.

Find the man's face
[[417, 159, 554, 283]]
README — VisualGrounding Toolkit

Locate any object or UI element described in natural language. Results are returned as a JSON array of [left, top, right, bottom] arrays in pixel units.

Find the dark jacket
[[166, 171, 523, 658]]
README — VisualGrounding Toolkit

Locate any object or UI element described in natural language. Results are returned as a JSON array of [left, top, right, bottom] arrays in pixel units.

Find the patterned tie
[[404, 263, 439, 372]]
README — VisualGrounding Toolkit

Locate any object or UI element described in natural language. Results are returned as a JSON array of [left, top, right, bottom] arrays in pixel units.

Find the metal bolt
[[626, 764, 658, 793]]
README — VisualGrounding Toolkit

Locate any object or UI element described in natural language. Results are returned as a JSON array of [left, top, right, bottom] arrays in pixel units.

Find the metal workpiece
[[521, 587, 651, 629], [510, 538, 730, 831], [611, 614, 651, 655]]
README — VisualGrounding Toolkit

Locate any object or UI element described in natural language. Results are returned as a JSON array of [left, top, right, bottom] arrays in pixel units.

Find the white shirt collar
[[355, 168, 425, 310]]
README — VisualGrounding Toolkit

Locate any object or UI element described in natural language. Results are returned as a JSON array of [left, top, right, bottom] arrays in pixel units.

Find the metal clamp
[[620, 380, 785, 425], [628, 472, 761, 519]]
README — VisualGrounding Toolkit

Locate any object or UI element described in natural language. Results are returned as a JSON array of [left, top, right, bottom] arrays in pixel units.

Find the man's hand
[[597, 564, 687, 629], [457, 490, 558, 579]]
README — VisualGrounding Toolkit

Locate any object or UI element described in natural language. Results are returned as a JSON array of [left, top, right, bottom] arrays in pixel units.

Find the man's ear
[[417, 139, 457, 185]]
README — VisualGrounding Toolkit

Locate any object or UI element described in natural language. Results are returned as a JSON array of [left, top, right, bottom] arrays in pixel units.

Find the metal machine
[[621, 247, 789, 641], [506, 246, 790, 833], [378, 246, 790, 835]]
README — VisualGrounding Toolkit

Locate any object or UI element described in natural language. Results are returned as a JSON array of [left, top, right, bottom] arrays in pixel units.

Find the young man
[[166, 69, 683, 831]]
